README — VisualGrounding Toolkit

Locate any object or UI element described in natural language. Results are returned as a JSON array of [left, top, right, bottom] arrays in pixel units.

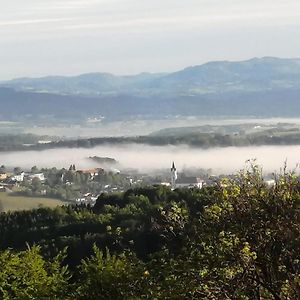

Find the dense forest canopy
[[0, 163, 299, 299]]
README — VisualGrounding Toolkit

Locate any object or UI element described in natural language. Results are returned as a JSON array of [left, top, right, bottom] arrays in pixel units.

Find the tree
[[75, 246, 146, 300], [186, 163, 300, 299], [0, 166, 299, 299], [32, 177, 42, 192], [31, 165, 39, 173], [13, 167, 22, 174], [0, 200, 4, 213], [0, 246, 70, 300]]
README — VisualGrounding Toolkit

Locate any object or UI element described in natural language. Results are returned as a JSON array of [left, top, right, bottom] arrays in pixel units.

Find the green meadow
[[0, 192, 66, 212]]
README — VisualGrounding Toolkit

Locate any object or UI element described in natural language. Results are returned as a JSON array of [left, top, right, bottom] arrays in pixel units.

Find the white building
[[29, 173, 45, 181], [265, 179, 276, 187], [12, 172, 25, 182], [175, 177, 204, 189]]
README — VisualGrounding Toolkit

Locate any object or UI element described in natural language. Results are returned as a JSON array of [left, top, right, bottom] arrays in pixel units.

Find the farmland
[[0, 191, 66, 212]]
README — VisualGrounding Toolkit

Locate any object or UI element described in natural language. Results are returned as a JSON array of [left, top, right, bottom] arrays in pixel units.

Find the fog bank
[[1, 144, 300, 174]]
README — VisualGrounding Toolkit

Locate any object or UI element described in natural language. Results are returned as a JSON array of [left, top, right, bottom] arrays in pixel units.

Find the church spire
[[171, 161, 177, 190], [171, 161, 176, 171]]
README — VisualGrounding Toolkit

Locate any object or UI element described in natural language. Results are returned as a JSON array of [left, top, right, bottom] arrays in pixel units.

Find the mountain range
[[1, 57, 300, 121]]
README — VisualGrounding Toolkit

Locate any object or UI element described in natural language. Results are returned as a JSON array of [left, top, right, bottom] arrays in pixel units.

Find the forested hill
[[4, 127, 300, 152], [1, 57, 300, 121], [1, 86, 300, 121], [0, 167, 299, 299]]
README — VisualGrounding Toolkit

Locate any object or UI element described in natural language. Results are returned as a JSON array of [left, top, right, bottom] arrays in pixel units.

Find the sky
[[1, 0, 300, 79]]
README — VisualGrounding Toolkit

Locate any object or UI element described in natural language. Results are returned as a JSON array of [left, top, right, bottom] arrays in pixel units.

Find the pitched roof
[[77, 168, 103, 174], [176, 177, 203, 184]]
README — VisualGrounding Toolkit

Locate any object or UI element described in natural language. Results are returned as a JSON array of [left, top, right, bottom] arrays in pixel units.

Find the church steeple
[[171, 161, 176, 171], [171, 161, 177, 190]]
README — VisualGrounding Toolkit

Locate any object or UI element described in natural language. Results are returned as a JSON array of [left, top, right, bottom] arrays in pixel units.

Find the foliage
[[75, 246, 146, 300], [0, 245, 70, 300], [0, 165, 300, 299]]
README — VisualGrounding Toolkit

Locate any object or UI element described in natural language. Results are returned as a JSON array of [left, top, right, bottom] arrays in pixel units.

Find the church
[[171, 162, 204, 189]]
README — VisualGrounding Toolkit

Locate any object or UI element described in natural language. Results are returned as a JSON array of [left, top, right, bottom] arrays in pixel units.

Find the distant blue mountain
[[2, 57, 300, 96], [1, 57, 300, 121]]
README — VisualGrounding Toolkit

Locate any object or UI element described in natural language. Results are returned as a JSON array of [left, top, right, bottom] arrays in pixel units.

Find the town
[[0, 161, 277, 212], [0, 162, 210, 207]]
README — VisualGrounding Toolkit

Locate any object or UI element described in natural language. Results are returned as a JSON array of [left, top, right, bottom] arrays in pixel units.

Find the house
[[0, 172, 7, 181], [29, 173, 45, 181], [11, 172, 25, 182], [77, 168, 104, 179], [265, 179, 276, 187], [160, 182, 171, 187], [175, 177, 204, 189], [76, 193, 99, 206]]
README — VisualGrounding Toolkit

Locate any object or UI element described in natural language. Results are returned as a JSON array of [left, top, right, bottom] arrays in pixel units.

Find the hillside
[[0, 170, 299, 299]]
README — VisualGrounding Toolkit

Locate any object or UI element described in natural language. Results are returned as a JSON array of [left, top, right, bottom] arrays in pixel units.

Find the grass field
[[0, 192, 67, 212]]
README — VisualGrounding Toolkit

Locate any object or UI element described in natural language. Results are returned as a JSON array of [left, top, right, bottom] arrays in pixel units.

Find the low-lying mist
[[1, 144, 300, 174]]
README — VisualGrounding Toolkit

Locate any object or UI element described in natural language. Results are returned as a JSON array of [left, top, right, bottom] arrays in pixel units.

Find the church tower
[[171, 161, 177, 190]]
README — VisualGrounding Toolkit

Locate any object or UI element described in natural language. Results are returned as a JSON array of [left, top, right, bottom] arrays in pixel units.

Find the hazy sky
[[1, 0, 300, 79]]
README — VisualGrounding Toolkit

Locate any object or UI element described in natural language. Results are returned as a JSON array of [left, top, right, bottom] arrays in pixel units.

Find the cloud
[[0, 18, 77, 28], [35, 0, 107, 11], [3, 0, 300, 32], [60, 12, 300, 32]]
